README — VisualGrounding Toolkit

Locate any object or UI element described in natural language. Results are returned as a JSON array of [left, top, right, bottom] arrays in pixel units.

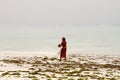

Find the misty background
[[0, 0, 120, 25], [0, 0, 120, 56]]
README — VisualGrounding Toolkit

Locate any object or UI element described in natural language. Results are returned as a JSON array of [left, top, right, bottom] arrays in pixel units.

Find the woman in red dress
[[58, 37, 67, 61]]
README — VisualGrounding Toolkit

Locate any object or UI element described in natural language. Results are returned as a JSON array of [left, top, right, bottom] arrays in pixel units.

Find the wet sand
[[0, 54, 120, 80]]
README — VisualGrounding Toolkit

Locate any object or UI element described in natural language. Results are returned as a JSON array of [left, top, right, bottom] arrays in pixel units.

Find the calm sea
[[0, 25, 120, 56]]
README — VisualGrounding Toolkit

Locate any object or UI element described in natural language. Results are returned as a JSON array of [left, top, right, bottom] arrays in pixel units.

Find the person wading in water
[[58, 37, 67, 61]]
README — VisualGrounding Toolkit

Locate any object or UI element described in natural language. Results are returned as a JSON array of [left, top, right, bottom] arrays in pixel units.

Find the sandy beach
[[1, 0, 120, 80], [0, 54, 120, 80]]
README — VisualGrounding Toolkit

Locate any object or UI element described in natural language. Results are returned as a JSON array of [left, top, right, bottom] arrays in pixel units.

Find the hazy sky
[[0, 0, 120, 25]]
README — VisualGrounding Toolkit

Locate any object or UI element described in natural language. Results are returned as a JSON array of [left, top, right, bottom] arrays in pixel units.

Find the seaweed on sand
[[2, 59, 24, 64], [9, 71, 20, 75], [1, 71, 9, 77]]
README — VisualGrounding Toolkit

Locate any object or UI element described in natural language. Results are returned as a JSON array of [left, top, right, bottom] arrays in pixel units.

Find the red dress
[[60, 41, 67, 58]]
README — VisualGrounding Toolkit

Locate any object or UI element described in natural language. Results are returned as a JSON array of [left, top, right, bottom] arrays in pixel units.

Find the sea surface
[[0, 24, 120, 56]]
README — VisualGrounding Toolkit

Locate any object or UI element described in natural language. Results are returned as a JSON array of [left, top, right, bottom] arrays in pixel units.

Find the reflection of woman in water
[[58, 37, 67, 61]]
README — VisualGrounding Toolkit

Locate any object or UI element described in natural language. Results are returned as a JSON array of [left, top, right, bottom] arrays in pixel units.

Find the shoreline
[[0, 54, 120, 80]]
